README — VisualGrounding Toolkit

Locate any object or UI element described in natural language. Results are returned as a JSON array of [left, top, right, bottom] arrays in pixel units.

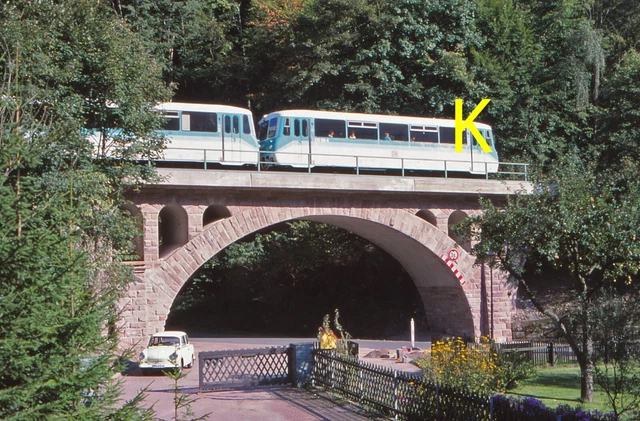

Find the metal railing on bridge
[[151, 146, 530, 181]]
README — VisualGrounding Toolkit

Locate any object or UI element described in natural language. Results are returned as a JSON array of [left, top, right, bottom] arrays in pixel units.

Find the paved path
[[119, 338, 426, 420]]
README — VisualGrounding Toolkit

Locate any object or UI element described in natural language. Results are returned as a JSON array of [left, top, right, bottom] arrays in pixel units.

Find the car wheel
[[186, 355, 194, 369]]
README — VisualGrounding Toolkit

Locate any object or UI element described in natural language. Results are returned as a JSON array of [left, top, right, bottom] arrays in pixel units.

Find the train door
[[222, 114, 241, 163], [288, 117, 311, 167]]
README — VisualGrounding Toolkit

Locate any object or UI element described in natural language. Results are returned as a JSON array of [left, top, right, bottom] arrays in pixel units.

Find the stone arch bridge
[[120, 168, 528, 349]]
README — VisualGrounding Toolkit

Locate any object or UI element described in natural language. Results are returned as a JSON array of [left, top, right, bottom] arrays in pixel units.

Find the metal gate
[[199, 346, 291, 391]]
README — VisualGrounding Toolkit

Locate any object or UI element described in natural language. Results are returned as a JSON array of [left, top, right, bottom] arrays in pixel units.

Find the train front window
[[243, 115, 252, 135], [161, 112, 180, 131], [258, 120, 268, 140], [476, 129, 496, 152], [266, 117, 278, 138], [183, 112, 217, 132]]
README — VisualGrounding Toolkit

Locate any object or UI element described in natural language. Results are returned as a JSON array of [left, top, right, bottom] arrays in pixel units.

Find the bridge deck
[[153, 168, 531, 196]]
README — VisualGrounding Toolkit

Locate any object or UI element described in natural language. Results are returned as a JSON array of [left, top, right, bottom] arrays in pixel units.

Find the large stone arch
[[141, 205, 490, 343]]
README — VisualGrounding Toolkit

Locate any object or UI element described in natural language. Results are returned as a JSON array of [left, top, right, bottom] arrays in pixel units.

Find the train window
[[283, 118, 291, 136], [316, 119, 345, 137], [233, 116, 239, 133], [410, 130, 438, 143], [243, 115, 252, 134], [347, 121, 377, 128], [224, 115, 231, 134], [294, 120, 300, 136], [162, 112, 180, 131], [302, 120, 308, 137], [379, 123, 408, 141], [184, 112, 217, 132], [482, 129, 493, 146], [267, 117, 278, 138], [439, 127, 455, 144], [349, 128, 378, 140]]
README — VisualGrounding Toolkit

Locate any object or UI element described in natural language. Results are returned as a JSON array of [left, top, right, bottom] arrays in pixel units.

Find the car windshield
[[149, 336, 180, 347]]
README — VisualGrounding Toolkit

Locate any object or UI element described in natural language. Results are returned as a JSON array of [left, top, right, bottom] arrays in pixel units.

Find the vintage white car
[[139, 331, 195, 373]]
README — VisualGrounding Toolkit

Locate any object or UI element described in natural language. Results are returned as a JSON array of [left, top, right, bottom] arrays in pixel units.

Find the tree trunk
[[580, 360, 594, 402], [578, 331, 596, 402]]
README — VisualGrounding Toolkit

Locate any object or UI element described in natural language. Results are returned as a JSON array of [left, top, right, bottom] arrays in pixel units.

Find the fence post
[[198, 352, 204, 393], [359, 360, 364, 405], [489, 395, 494, 421], [548, 342, 555, 366], [289, 343, 315, 387], [435, 383, 440, 421], [393, 370, 399, 421]]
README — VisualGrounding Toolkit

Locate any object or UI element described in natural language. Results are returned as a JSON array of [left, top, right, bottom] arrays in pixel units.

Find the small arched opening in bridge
[[203, 204, 232, 227], [159, 205, 188, 258], [416, 209, 437, 227], [119, 204, 143, 261], [448, 210, 471, 253]]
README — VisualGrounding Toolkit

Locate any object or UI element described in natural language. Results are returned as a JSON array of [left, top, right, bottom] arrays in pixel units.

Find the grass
[[509, 364, 614, 414]]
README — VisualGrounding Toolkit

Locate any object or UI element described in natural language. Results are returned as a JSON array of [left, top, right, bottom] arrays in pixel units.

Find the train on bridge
[[115, 102, 525, 178]]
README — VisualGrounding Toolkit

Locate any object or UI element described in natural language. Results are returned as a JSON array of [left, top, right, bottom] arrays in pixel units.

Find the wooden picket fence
[[311, 349, 616, 421], [312, 349, 490, 420], [493, 341, 577, 365]]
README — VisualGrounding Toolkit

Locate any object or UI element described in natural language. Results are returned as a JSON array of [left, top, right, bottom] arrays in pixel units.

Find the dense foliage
[[0, 0, 169, 419]]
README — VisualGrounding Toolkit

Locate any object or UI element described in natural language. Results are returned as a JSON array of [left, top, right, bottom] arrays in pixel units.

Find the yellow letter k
[[455, 98, 492, 153]]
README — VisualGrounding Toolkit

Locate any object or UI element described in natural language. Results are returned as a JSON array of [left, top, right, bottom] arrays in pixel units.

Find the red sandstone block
[[124, 329, 142, 338]]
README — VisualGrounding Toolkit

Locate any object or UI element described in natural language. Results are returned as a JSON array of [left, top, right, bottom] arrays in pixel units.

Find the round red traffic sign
[[447, 249, 459, 261]]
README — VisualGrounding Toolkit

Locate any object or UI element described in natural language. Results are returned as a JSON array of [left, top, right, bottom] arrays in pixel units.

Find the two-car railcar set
[[117, 102, 506, 177]]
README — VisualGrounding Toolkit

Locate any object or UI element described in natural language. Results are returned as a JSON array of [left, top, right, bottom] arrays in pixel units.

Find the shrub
[[494, 348, 537, 390], [416, 336, 500, 393], [492, 396, 618, 421], [317, 308, 352, 356], [415, 336, 537, 394]]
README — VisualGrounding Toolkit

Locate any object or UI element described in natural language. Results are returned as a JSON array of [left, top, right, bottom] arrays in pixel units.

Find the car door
[[291, 118, 311, 167], [222, 114, 241, 163]]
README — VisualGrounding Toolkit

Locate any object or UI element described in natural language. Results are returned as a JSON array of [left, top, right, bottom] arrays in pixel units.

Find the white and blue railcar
[[158, 102, 260, 165], [258, 110, 498, 175]]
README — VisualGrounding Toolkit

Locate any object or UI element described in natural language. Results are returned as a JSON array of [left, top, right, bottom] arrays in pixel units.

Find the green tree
[[115, 0, 250, 105], [591, 289, 640, 418], [0, 0, 168, 418], [463, 158, 640, 402], [246, 0, 484, 115]]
